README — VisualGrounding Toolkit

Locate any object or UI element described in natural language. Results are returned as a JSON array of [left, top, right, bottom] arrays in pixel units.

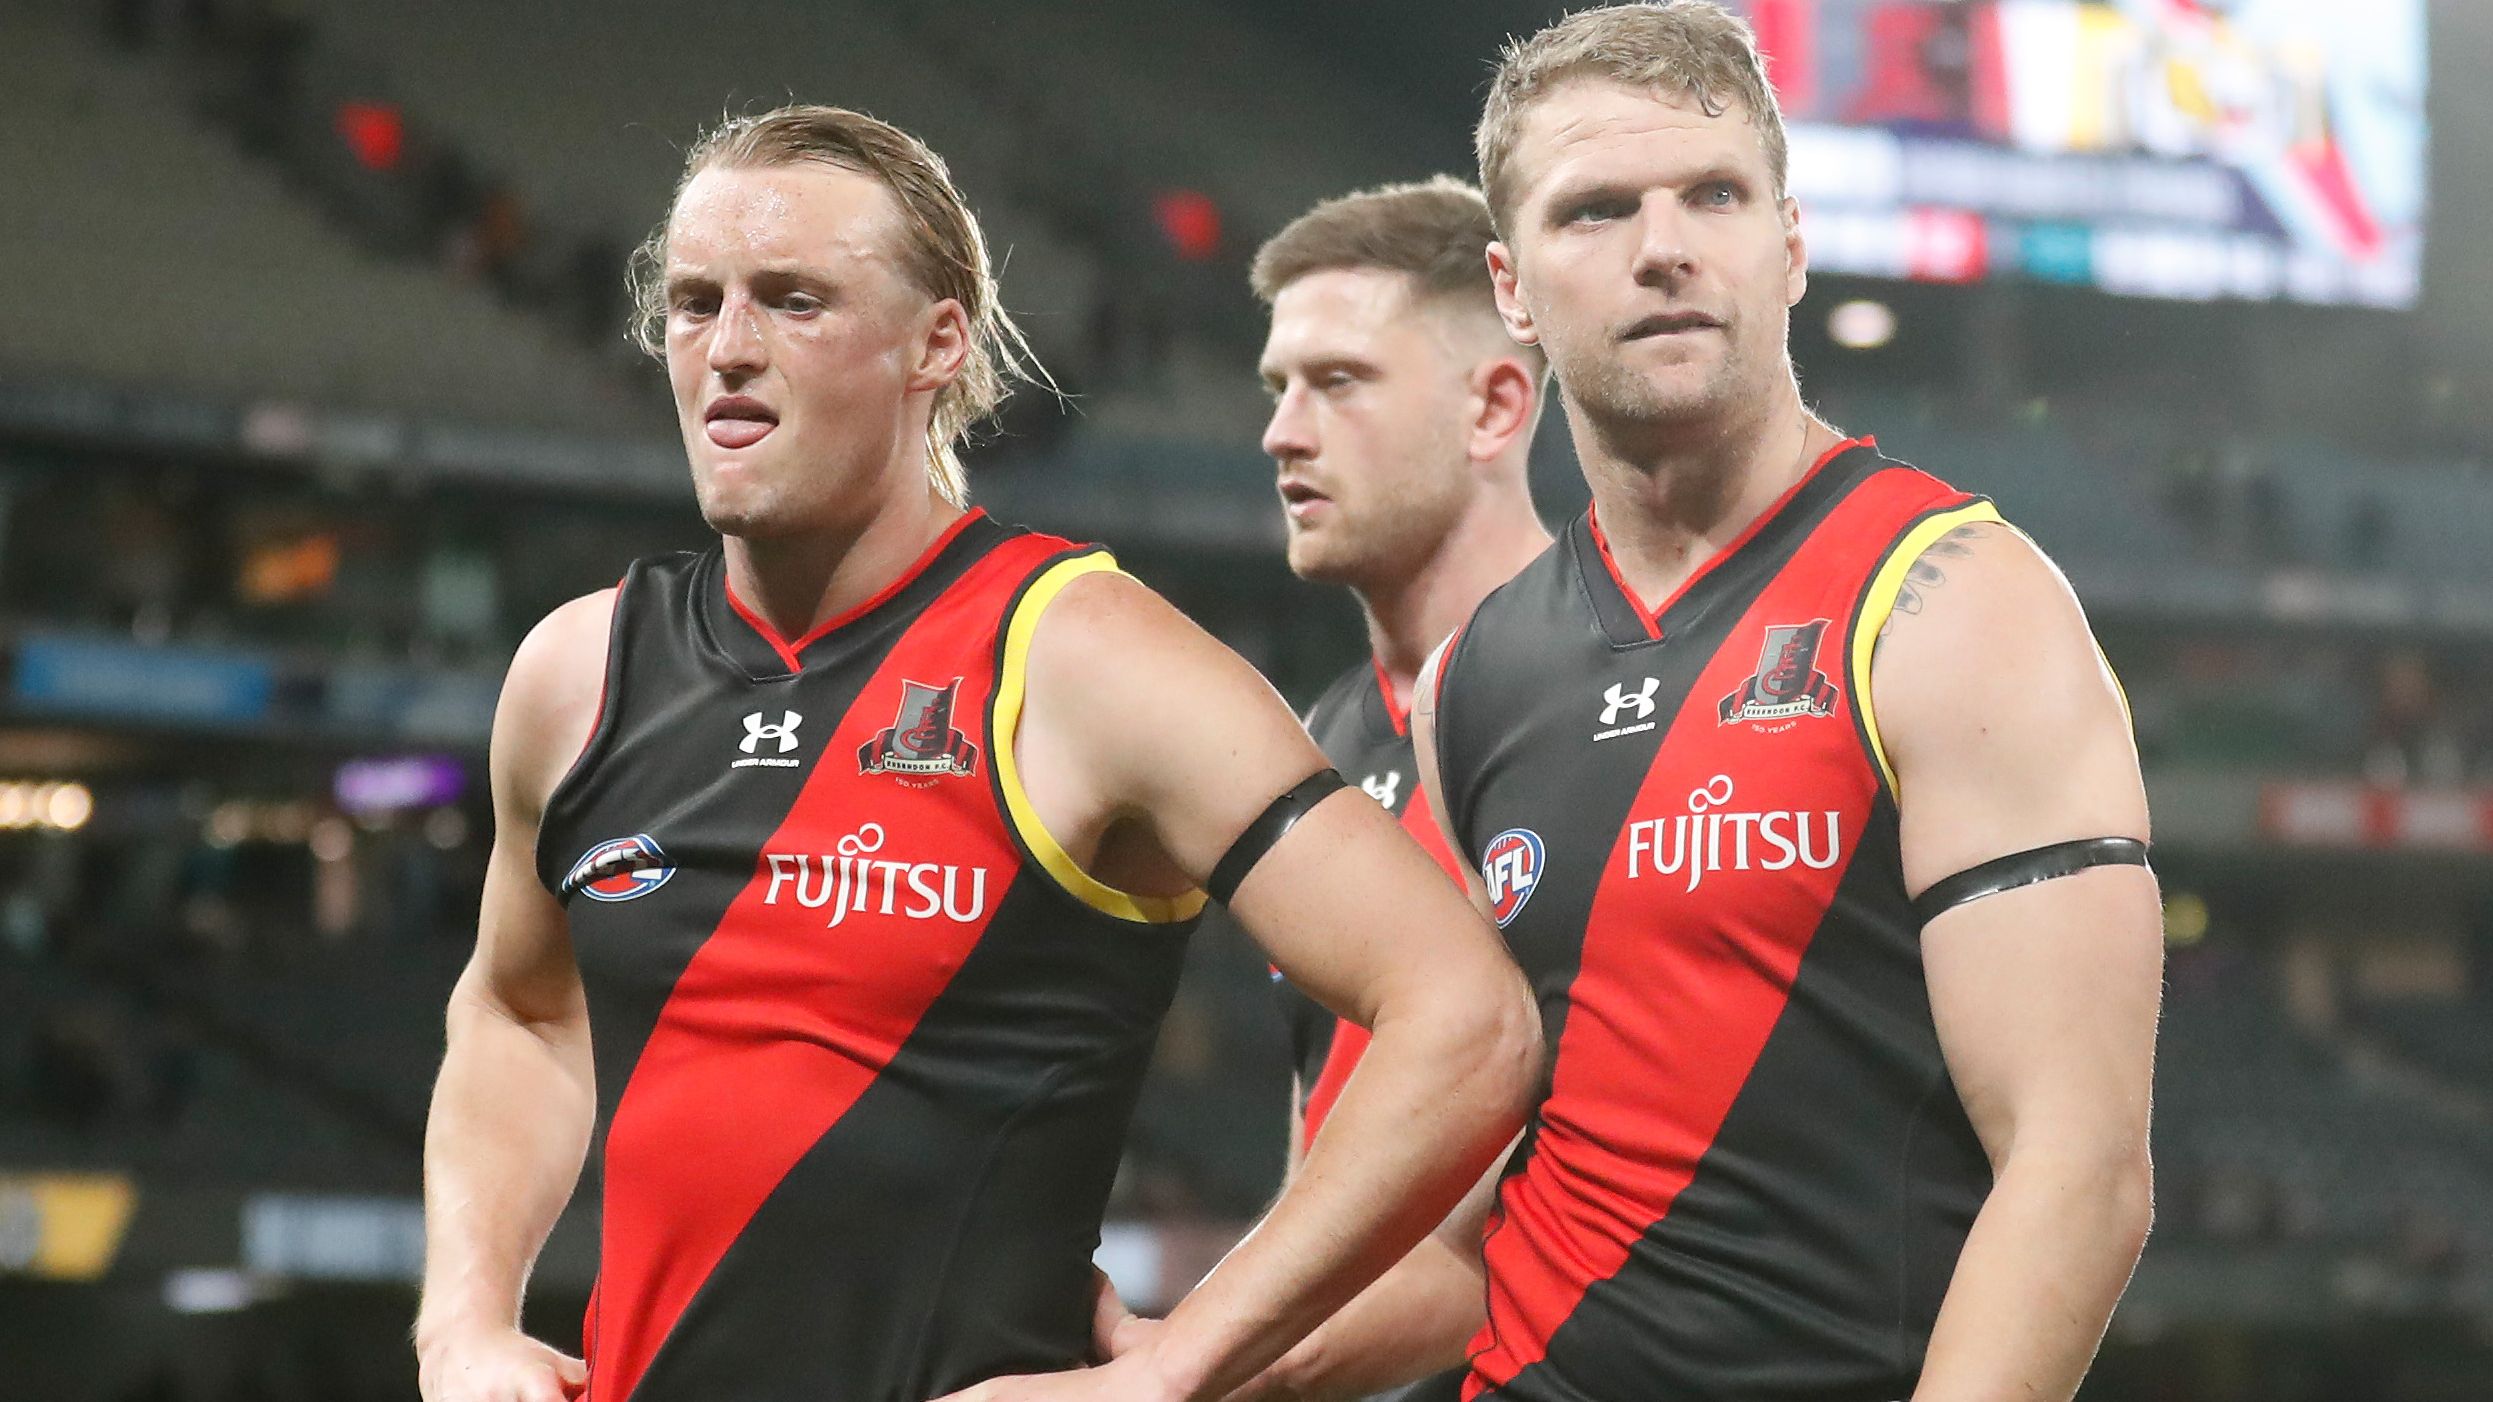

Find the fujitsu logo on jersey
[[1626, 774, 1842, 894], [761, 822, 990, 928]]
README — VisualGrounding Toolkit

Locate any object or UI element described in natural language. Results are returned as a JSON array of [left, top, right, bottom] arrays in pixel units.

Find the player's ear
[[1488, 241, 1540, 348], [1782, 197, 1807, 307], [1468, 356, 1538, 466], [908, 297, 972, 393]]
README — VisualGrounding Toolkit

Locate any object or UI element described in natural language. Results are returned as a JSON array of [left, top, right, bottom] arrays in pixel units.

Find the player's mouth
[[1278, 479, 1332, 524], [704, 395, 779, 449], [1621, 310, 1723, 341]]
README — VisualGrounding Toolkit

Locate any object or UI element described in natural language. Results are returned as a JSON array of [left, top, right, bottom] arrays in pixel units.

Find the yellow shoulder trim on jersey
[[1849, 499, 2008, 798], [993, 552, 1208, 925]]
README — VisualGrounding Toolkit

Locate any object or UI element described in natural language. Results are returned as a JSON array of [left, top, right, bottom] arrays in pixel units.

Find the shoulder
[[1020, 565, 1289, 722], [1008, 564, 1326, 865], [1872, 518, 2089, 669], [1021, 563, 1214, 671], [1868, 520, 2134, 800], [493, 587, 619, 821]]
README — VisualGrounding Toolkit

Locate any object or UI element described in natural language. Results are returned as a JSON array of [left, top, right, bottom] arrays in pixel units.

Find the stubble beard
[[1557, 326, 1748, 459]]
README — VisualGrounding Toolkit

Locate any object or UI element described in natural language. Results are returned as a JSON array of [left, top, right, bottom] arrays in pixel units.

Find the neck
[[1570, 381, 1839, 612], [1357, 479, 1552, 712], [722, 487, 963, 642]]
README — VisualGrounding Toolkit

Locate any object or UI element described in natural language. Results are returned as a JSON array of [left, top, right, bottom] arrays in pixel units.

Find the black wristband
[[1912, 837, 2150, 926], [1207, 769, 1349, 906]]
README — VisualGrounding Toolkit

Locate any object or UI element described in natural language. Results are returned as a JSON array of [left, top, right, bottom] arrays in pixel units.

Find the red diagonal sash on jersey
[[586, 545, 1048, 1402], [1463, 537, 1902, 1395]]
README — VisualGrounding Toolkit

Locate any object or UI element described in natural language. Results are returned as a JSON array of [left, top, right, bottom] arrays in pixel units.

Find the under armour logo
[[1361, 771, 1402, 808], [1600, 678, 1661, 726], [740, 710, 804, 755]]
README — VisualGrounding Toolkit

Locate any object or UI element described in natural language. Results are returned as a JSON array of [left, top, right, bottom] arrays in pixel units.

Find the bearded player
[[1323, 4, 2161, 1400], [1249, 177, 1551, 1400], [411, 106, 1540, 1402]]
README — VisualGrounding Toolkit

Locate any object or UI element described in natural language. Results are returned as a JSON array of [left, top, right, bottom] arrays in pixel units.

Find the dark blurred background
[[0, 0, 2489, 1397]]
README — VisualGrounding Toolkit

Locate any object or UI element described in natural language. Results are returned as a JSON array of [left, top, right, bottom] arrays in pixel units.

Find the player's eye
[[1567, 195, 1636, 225], [1695, 181, 1740, 208], [673, 293, 719, 319]]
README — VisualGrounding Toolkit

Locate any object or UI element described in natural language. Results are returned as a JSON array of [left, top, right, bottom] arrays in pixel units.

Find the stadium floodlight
[[1829, 299, 1897, 351]]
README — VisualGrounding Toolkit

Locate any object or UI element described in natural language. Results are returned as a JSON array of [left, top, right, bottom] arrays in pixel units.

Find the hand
[[930, 1350, 1185, 1402], [1089, 1265, 1164, 1364], [417, 1325, 587, 1402]]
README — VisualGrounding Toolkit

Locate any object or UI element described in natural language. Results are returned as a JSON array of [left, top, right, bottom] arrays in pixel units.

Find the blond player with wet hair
[[415, 105, 1540, 1402]]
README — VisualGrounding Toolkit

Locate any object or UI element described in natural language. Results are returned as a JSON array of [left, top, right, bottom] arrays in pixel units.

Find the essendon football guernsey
[[536, 510, 1202, 1402], [1433, 440, 2003, 1402], [1273, 660, 1464, 1151]]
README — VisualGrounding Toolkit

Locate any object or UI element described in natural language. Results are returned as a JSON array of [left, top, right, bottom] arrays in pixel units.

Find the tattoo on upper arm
[[1880, 524, 1987, 639]]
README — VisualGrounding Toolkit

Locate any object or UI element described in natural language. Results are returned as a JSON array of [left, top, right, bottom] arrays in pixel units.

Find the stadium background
[[0, 0, 2487, 1397]]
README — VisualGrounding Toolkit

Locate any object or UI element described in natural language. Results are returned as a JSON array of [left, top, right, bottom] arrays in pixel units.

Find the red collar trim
[[1588, 435, 1874, 639], [722, 508, 986, 673], [1371, 656, 1411, 738]]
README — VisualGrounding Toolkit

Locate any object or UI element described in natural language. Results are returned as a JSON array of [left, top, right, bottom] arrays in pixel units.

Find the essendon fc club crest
[[859, 678, 981, 778], [1720, 619, 1841, 726]]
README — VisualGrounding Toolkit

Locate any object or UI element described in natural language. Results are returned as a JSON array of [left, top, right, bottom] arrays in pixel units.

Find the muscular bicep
[[1018, 570, 1334, 889], [1872, 525, 2160, 1162], [464, 819, 586, 1030], [1021, 572, 1517, 1029], [1871, 523, 2147, 892], [458, 589, 611, 1029], [1923, 867, 2162, 1168]]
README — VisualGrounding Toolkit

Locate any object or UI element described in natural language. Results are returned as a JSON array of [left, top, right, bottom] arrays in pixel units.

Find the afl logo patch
[[565, 834, 674, 903], [1480, 828, 1545, 928]]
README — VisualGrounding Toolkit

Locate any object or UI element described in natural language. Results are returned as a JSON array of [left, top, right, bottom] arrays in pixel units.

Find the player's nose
[[1630, 208, 1697, 289], [705, 290, 769, 376], [1262, 383, 1317, 463]]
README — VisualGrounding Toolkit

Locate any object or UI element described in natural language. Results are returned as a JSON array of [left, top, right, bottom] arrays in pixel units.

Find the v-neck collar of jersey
[[1577, 437, 1877, 649], [707, 509, 994, 679]]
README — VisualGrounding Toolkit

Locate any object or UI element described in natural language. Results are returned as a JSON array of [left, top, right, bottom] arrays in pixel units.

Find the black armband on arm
[[1207, 769, 1349, 906], [1912, 837, 2150, 926]]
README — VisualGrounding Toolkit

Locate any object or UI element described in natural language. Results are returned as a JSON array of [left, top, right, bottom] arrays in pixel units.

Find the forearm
[[1253, 1234, 1483, 1402], [415, 989, 596, 1346], [1913, 1148, 2153, 1402], [1141, 984, 1535, 1401]]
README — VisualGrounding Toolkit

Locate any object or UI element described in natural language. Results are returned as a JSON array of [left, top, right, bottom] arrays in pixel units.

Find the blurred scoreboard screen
[[1736, 0, 2427, 307]]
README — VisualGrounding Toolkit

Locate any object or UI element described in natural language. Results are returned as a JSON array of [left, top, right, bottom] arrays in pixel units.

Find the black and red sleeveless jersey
[[1272, 659, 1464, 1152], [535, 510, 1202, 1402], [1432, 440, 2003, 1402]]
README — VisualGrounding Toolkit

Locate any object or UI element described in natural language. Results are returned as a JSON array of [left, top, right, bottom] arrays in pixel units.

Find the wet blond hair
[[1476, 2, 1789, 238], [629, 104, 1041, 506]]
